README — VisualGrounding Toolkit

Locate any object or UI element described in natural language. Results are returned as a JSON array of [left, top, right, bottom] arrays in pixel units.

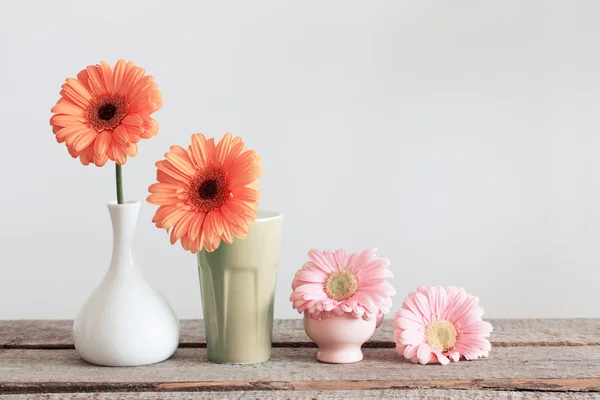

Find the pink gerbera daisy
[[290, 248, 395, 321], [394, 286, 493, 365]]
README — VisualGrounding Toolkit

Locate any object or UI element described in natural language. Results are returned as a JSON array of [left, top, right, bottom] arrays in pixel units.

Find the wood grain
[[1, 319, 598, 349], [1, 347, 599, 391], [1, 320, 599, 398], [2, 379, 599, 395], [2, 391, 600, 400]]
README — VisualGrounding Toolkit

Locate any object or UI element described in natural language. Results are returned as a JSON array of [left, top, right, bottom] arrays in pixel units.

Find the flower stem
[[115, 163, 124, 205]]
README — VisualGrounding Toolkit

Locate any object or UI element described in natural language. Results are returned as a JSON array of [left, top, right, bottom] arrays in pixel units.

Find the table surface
[[0, 319, 599, 399]]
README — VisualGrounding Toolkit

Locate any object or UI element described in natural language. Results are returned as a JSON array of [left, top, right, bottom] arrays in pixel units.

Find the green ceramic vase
[[197, 211, 283, 364]]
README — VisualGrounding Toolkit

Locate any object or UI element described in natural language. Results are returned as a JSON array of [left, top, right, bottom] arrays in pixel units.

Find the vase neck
[[107, 201, 141, 273]]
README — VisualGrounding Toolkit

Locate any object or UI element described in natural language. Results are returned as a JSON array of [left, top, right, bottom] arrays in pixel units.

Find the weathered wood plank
[[2, 390, 600, 399], [1, 319, 598, 349], [1, 380, 599, 396], [1, 380, 599, 397], [1, 347, 598, 392]]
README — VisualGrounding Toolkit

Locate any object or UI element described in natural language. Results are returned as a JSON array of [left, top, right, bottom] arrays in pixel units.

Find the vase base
[[316, 348, 364, 364], [208, 355, 271, 365], [208, 360, 271, 365], [79, 353, 173, 367]]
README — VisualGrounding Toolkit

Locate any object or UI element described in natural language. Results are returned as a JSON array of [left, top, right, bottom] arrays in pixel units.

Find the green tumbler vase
[[197, 211, 283, 364]]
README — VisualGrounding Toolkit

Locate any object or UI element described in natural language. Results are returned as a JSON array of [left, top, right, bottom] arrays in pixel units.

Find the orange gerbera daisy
[[148, 133, 263, 253], [50, 60, 162, 166]]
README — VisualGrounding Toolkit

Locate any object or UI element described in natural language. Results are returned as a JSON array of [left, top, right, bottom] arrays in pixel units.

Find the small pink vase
[[303, 313, 377, 364]]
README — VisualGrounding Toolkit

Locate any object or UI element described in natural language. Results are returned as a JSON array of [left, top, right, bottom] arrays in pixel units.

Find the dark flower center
[[87, 95, 128, 132], [188, 169, 230, 213], [199, 179, 218, 200], [98, 104, 117, 121]]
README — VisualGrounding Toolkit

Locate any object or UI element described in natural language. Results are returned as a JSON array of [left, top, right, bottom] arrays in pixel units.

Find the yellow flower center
[[324, 270, 358, 301], [425, 320, 457, 353]]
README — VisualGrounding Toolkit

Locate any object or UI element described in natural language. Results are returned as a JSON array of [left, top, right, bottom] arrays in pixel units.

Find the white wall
[[0, 0, 598, 319]]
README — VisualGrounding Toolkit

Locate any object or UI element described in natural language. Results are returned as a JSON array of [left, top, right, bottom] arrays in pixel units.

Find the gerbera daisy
[[290, 248, 395, 321], [394, 286, 493, 365], [148, 133, 263, 253], [50, 59, 162, 166]]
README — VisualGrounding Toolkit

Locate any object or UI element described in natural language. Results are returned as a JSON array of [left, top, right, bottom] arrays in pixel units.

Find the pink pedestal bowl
[[303, 313, 377, 364]]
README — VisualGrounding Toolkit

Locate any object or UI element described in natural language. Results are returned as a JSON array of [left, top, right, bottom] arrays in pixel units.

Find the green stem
[[115, 163, 124, 204]]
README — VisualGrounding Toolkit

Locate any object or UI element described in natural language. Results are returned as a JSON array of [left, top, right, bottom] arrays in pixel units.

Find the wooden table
[[0, 319, 598, 399]]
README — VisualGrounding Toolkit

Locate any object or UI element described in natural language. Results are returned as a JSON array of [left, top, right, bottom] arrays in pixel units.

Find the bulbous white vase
[[73, 201, 180, 366]]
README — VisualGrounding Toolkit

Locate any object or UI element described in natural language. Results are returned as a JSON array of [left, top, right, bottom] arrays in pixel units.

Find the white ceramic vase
[[73, 201, 180, 366]]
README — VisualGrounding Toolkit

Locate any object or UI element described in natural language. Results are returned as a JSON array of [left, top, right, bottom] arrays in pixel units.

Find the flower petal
[[113, 125, 129, 145], [400, 328, 425, 345], [417, 343, 433, 364], [308, 249, 337, 274], [94, 131, 112, 157]]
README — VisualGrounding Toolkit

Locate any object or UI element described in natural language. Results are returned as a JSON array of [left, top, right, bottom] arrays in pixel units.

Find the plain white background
[[0, 0, 598, 319]]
